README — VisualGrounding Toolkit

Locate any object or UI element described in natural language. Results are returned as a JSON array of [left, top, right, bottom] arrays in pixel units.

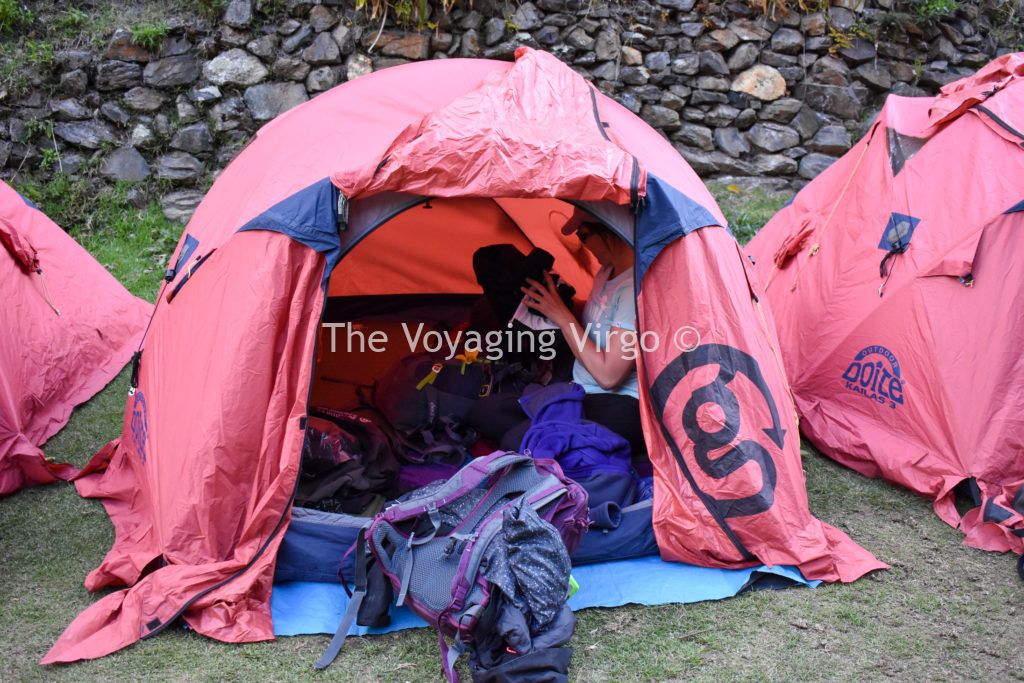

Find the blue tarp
[[271, 556, 816, 637]]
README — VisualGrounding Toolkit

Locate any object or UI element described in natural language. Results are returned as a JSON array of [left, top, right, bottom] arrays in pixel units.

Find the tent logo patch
[[842, 346, 904, 409], [878, 213, 920, 251], [130, 392, 149, 463], [649, 344, 784, 529]]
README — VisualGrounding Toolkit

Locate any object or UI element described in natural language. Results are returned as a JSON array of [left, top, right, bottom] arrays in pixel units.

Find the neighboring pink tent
[[746, 54, 1024, 554], [0, 180, 152, 496], [44, 49, 883, 666]]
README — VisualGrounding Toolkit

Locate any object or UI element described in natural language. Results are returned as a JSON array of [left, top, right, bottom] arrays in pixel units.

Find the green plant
[[0, 53, 31, 98], [356, 0, 459, 30], [131, 21, 168, 51], [188, 0, 227, 19], [913, 0, 958, 20], [24, 39, 54, 66], [25, 117, 54, 140], [0, 0, 31, 34], [54, 6, 89, 33], [39, 147, 61, 170]]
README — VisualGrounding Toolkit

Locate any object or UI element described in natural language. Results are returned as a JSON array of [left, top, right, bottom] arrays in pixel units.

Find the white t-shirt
[[571, 265, 639, 399]]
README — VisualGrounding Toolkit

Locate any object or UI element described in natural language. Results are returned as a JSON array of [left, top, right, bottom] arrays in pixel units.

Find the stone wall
[[0, 0, 1020, 221]]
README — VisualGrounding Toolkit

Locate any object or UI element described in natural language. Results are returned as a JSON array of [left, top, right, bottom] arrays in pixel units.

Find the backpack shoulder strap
[[315, 526, 370, 670]]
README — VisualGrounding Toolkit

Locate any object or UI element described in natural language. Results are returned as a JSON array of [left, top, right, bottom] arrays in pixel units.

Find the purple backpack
[[315, 452, 589, 680]]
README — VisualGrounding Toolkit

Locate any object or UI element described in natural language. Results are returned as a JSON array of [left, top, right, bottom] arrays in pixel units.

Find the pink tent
[[746, 54, 1024, 554], [0, 180, 152, 495], [44, 49, 883, 665]]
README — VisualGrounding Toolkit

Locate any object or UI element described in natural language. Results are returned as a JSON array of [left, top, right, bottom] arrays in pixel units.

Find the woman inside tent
[[466, 208, 646, 463]]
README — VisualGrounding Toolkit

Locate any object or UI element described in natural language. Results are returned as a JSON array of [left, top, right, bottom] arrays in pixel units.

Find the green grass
[[1, 188, 1022, 681], [0, 0, 31, 35], [130, 21, 168, 51], [709, 182, 791, 245]]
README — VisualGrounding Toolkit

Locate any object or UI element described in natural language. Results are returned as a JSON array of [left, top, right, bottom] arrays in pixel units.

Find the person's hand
[[522, 272, 574, 327]]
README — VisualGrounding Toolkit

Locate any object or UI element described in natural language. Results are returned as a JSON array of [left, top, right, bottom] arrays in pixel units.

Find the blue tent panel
[[635, 174, 721, 287], [238, 178, 342, 276]]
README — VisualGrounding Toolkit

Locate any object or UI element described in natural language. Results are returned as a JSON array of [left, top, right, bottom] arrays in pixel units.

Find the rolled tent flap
[[43, 232, 325, 664], [332, 48, 643, 204], [636, 179, 886, 583]]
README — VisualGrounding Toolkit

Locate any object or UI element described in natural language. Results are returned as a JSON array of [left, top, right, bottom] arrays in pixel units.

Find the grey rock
[[799, 152, 838, 179], [512, 2, 543, 31], [791, 105, 821, 140], [621, 66, 650, 86], [160, 36, 192, 58], [672, 53, 700, 75], [657, 0, 696, 10], [784, 146, 808, 159], [759, 97, 803, 123], [224, 0, 254, 28], [695, 75, 730, 91], [96, 60, 143, 90], [303, 32, 341, 64], [747, 122, 800, 152], [735, 108, 757, 129], [794, 83, 861, 119], [204, 49, 268, 86], [920, 69, 961, 88], [615, 91, 642, 114], [278, 19, 301, 36], [728, 19, 771, 41], [707, 28, 739, 51], [677, 147, 753, 175], [534, 25, 560, 45], [805, 36, 834, 52], [57, 50, 92, 71], [810, 55, 850, 86], [171, 122, 214, 155], [308, 5, 338, 32], [0, 141, 10, 168], [460, 29, 481, 56], [771, 28, 804, 55], [673, 123, 714, 151], [660, 89, 687, 110], [705, 104, 740, 127], [590, 62, 619, 81], [760, 50, 798, 67], [100, 101, 131, 126], [176, 95, 200, 123], [123, 87, 167, 112], [131, 123, 156, 148], [53, 121, 115, 149], [641, 104, 681, 130], [220, 26, 251, 48], [690, 90, 729, 105], [727, 43, 758, 71], [565, 27, 595, 50], [830, 7, 856, 30], [853, 62, 892, 91], [751, 153, 798, 175], [483, 17, 506, 46], [378, 32, 431, 60], [190, 85, 222, 103], [731, 65, 786, 101], [699, 50, 729, 76], [459, 10, 484, 30], [714, 127, 749, 157], [272, 56, 311, 81], [646, 51, 671, 71], [306, 65, 338, 92], [157, 151, 203, 181], [8, 119, 27, 143], [332, 23, 358, 54], [680, 22, 704, 38], [838, 39, 876, 64], [891, 82, 929, 97], [59, 69, 89, 96], [101, 146, 150, 181], [594, 30, 619, 61], [144, 55, 200, 87], [154, 113, 172, 138], [346, 53, 373, 80], [282, 26, 313, 53], [243, 82, 308, 120], [807, 125, 852, 155], [801, 12, 827, 36], [51, 98, 92, 121], [210, 96, 250, 132], [247, 35, 279, 59], [161, 189, 205, 222]]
